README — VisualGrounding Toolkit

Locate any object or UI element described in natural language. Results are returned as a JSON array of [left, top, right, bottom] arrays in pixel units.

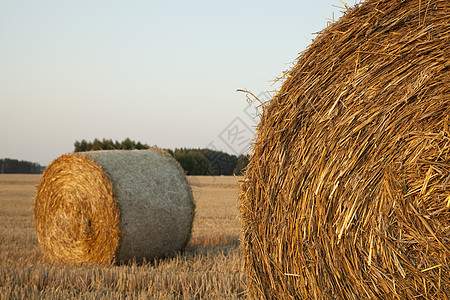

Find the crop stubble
[[0, 174, 245, 299]]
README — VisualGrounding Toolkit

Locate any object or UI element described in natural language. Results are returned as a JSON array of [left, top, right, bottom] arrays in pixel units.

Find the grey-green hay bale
[[34, 149, 195, 264]]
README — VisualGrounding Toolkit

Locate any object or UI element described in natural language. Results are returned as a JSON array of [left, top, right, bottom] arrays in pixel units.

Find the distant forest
[[0, 158, 44, 174], [74, 138, 250, 175], [74, 138, 150, 152]]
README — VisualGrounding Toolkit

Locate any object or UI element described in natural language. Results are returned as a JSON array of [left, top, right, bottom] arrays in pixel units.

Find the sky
[[1, 1, 348, 166]]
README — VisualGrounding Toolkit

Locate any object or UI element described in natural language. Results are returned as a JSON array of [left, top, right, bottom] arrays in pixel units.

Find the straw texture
[[240, 0, 449, 298], [34, 149, 194, 264]]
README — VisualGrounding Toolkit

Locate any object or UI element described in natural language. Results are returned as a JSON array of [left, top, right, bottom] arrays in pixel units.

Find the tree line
[[73, 138, 250, 175], [0, 158, 44, 174], [74, 138, 150, 152], [171, 148, 249, 175]]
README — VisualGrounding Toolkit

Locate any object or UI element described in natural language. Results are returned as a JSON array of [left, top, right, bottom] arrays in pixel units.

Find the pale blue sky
[[1, 1, 347, 165]]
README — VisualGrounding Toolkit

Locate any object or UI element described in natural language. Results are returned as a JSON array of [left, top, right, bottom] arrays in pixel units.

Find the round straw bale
[[34, 149, 195, 264], [240, 0, 449, 298]]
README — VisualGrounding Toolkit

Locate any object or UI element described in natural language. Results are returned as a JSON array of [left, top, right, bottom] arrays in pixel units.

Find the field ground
[[0, 174, 246, 299]]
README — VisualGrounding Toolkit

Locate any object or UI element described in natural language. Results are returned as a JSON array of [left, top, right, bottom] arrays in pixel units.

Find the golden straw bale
[[34, 149, 194, 264], [240, 0, 449, 298]]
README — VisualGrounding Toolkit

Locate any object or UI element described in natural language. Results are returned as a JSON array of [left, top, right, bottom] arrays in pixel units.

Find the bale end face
[[34, 154, 120, 264]]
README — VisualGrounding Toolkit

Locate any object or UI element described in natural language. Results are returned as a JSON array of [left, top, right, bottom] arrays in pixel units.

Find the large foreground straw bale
[[240, 0, 449, 298], [34, 149, 194, 264]]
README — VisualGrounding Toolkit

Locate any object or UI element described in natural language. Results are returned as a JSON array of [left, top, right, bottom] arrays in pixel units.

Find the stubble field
[[0, 174, 246, 299]]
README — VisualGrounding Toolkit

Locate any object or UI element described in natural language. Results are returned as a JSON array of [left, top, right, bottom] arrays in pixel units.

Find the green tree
[[74, 141, 81, 152], [233, 154, 250, 175], [121, 138, 134, 150], [200, 149, 237, 175], [188, 150, 211, 175], [135, 141, 150, 150], [0, 158, 43, 174], [92, 138, 102, 150], [79, 140, 88, 152], [102, 139, 115, 150], [74, 138, 150, 152], [173, 149, 211, 175]]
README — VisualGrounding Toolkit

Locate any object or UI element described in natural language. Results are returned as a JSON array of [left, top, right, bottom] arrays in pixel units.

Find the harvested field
[[0, 174, 245, 299]]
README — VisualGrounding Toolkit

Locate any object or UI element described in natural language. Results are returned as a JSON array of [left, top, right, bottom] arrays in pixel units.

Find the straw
[[240, 0, 449, 298]]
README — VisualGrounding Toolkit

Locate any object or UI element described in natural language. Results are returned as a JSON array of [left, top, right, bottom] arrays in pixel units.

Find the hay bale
[[34, 149, 195, 264], [240, 0, 449, 298]]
